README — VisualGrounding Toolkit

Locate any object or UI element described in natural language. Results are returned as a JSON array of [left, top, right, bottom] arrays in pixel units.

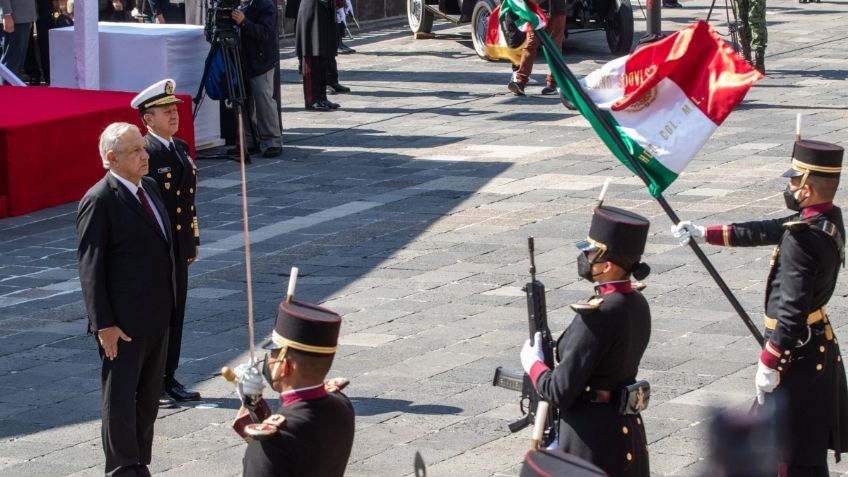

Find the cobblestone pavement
[[2, 2, 848, 475]]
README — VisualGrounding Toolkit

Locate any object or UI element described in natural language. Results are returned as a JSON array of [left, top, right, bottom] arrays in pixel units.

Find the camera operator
[[231, 0, 283, 158]]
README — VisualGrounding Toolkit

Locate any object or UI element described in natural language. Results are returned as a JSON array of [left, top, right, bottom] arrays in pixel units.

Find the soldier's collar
[[802, 201, 834, 219], [280, 383, 327, 407], [594, 280, 634, 296]]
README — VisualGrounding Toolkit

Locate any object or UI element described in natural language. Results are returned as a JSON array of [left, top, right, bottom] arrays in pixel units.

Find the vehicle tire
[[605, 0, 634, 55], [409, 0, 435, 34], [470, 0, 497, 60]]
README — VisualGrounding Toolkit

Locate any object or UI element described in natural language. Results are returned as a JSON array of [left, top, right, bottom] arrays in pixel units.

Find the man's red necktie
[[136, 187, 162, 234]]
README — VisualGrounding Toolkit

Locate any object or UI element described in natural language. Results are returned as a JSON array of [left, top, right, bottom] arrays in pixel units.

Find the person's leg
[[100, 336, 144, 475], [137, 332, 168, 466], [1, 23, 33, 78], [303, 56, 317, 108], [749, 0, 767, 73], [543, 14, 567, 92], [248, 69, 282, 151], [511, 29, 540, 94]]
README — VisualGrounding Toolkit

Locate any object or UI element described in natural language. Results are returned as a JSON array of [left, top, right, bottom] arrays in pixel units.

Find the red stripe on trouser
[[303, 56, 313, 106]]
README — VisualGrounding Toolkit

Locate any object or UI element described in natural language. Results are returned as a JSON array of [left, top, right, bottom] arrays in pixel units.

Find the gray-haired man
[[77, 123, 176, 477]]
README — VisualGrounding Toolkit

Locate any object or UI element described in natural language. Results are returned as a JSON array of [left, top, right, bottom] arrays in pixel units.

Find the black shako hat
[[576, 206, 650, 259], [783, 139, 844, 178], [520, 449, 607, 477], [262, 300, 342, 354]]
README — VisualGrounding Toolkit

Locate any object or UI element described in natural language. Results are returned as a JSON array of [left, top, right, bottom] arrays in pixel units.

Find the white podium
[[50, 23, 222, 149]]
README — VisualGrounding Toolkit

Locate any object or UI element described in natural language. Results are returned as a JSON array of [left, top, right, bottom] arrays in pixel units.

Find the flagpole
[[538, 32, 764, 347]]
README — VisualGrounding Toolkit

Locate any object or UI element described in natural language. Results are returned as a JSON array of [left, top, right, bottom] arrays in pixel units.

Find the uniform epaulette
[[570, 297, 604, 314], [244, 414, 286, 440], [783, 221, 810, 233]]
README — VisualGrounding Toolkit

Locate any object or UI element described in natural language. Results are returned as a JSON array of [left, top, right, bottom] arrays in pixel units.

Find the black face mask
[[783, 185, 803, 211], [261, 353, 274, 385], [577, 253, 604, 281]]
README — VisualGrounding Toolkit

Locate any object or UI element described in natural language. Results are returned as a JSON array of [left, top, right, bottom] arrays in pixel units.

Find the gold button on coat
[[176, 190, 181, 196], [176, 224, 181, 231], [821, 346, 826, 353], [626, 453, 633, 461], [622, 426, 629, 434], [817, 364, 823, 371], [189, 187, 194, 194]]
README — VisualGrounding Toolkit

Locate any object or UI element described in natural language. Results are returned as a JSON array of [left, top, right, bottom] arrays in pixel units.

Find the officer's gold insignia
[[571, 297, 604, 314], [165, 183, 171, 190], [165, 81, 175, 95]]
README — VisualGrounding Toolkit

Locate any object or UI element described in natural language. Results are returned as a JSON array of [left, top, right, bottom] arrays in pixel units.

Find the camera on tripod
[[205, 0, 240, 41]]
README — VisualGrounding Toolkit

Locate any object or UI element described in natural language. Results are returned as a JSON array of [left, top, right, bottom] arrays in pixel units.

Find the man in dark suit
[[131, 79, 201, 405], [77, 122, 176, 477], [237, 299, 355, 477], [146, 0, 186, 23]]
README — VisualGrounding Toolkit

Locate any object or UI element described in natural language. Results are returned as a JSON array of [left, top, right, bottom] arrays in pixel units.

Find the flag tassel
[[538, 31, 764, 347]]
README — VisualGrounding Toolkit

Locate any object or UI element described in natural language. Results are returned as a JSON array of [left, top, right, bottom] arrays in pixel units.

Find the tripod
[[706, 0, 744, 58], [194, 23, 257, 163]]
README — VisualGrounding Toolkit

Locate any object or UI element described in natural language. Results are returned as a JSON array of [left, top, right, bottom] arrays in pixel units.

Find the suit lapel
[[141, 180, 173, 245], [108, 174, 168, 243]]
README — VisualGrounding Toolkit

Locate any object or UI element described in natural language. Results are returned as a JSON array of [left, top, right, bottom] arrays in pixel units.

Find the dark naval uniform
[[702, 140, 848, 470], [144, 133, 199, 383], [243, 386, 355, 477], [526, 206, 652, 476]]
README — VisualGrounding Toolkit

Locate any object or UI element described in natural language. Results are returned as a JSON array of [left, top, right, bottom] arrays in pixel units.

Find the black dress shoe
[[165, 378, 201, 402], [328, 83, 351, 94], [306, 101, 332, 111], [322, 99, 341, 109], [159, 393, 177, 408], [541, 84, 558, 95], [227, 145, 259, 156], [262, 146, 282, 158], [508, 81, 526, 96], [338, 43, 356, 54], [662, 0, 683, 7]]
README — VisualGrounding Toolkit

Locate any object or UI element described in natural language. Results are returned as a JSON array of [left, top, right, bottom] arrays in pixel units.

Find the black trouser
[[303, 56, 329, 107], [164, 258, 188, 380], [164, 3, 187, 23], [327, 56, 339, 86], [99, 331, 168, 475]]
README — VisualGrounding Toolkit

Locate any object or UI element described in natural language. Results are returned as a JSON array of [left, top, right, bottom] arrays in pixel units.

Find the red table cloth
[[0, 86, 195, 218]]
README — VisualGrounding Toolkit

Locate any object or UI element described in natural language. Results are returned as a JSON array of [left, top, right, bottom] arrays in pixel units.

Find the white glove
[[521, 332, 545, 375], [755, 360, 780, 405], [235, 363, 265, 402], [670, 221, 706, 246]]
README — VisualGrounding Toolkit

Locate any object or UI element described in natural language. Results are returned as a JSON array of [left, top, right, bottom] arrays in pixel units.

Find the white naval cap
[[130, 79, 183, 111]]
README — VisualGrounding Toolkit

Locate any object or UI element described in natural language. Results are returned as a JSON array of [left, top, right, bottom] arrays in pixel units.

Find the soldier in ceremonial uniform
[[672, 139, 848, 475], [521, 206, 653, 476], [236, 299, 355, 477], [131, 79, 202, 405]]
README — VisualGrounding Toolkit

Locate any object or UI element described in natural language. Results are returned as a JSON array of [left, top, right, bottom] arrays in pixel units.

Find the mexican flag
[[539, 20, 762, 196], [484, 0, 547, 64]]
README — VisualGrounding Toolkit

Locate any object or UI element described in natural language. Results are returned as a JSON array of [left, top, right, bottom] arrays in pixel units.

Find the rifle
[[492, 237, 558, 446]]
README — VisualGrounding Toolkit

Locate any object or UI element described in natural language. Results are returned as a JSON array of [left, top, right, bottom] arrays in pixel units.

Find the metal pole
[[236, 109, 256, 362], [539, 31, 764, 346]]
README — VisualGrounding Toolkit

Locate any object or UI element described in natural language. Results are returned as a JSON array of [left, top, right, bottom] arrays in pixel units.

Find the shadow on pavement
[[351, 397, 463, 416]]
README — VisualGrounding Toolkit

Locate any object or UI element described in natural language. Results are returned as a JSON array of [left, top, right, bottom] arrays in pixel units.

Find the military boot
[[754, 48, 765, 75]]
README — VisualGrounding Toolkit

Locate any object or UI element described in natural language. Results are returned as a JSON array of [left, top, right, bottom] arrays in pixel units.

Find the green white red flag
[[484, 0, 547, 64], [544, 21, 763, 196]]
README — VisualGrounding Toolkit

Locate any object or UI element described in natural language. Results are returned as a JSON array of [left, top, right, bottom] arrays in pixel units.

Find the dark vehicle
[[407, 0, 634, 57]]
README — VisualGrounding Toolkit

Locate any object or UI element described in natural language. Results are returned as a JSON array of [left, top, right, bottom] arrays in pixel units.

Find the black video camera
[[205, 0, 240, 41]]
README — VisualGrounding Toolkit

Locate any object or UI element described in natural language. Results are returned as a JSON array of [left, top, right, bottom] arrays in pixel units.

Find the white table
[[50, 23, 222, 149]]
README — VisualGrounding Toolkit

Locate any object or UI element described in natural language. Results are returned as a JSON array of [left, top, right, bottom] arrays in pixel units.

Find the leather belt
[[585, 389, 613, 404], [764, 306, 827, 330]]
